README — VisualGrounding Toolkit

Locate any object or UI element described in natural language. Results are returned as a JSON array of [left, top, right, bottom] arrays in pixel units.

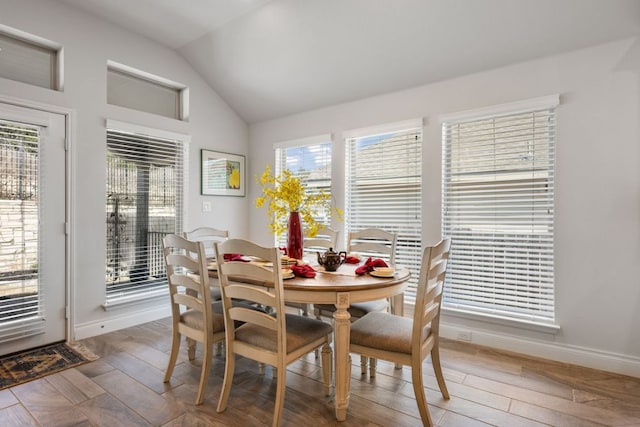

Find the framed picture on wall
[[201, 149, 246, 196]]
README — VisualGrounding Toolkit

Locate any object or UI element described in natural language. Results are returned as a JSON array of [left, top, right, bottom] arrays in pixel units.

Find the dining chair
[[303, 227, 339, 253], [314, 227, 397, 375], [214, 238, 333, 427], [285, 228, 340, 317], [349, 238, 451, 427], [184, 227, 228, 298], [162, 233, 225, 405]]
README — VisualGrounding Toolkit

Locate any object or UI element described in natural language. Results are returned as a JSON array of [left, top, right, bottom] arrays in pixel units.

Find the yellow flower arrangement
[[255, 165, 341, 237]]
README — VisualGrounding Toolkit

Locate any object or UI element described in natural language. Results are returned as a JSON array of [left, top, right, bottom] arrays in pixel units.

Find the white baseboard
[[441, 323, 640, 378], [73, 305, 171, 340]]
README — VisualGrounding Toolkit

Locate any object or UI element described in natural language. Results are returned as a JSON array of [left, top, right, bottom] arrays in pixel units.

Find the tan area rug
[[0, 341, 98, 390]]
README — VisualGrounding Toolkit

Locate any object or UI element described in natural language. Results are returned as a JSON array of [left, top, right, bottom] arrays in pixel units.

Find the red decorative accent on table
[[287, 211, 304, 260]]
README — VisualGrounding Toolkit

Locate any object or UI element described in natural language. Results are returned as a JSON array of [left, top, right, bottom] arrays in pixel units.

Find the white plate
[[282, 268, 295, 280], [370, 270, 394, 278]]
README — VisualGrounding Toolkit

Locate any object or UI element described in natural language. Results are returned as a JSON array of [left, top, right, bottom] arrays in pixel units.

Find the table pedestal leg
[[334, 292, 351, 421]]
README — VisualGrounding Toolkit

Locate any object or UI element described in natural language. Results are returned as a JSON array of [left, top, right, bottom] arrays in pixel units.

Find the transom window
[[0, 31, 59, 90]]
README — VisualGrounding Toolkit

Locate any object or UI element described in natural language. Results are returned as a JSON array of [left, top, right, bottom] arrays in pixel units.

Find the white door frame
[[0, 94, 75, 343]]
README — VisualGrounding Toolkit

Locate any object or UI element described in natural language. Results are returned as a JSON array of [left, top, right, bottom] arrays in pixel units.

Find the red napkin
[[355, 257, 388, 275], [223, 253, 250, 262], [291, 264, 316, 278], [345, 256, 360, 264]]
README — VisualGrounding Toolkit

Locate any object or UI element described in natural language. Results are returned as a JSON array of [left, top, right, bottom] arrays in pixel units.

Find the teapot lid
[[324, 247, 337, 255]]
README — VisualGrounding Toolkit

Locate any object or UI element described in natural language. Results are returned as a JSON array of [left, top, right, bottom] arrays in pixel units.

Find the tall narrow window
[[105, 124, 185, 305], [442, 96, 558, 325], [274, 135, 332, 247], [346, 121, 422, 301]]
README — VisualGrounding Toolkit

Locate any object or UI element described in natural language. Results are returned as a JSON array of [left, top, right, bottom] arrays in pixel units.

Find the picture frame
[[200, 149, 246, 196]]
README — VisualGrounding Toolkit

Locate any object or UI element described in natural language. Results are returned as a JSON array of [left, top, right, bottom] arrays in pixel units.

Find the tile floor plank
[[0, 403, 40, 427], [93, 369, 182, 425], [0, 389, 19, 410], [11, 377, 90, 426]]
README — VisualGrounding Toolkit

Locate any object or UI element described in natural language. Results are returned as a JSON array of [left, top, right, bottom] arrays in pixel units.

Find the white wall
[[0, 0, 250, 338], [249, 38, 640, 376]]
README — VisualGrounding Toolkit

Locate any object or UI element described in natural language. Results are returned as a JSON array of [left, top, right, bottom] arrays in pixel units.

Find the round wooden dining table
[[208, 261, 410, 421], [279, 263, 410, 421]]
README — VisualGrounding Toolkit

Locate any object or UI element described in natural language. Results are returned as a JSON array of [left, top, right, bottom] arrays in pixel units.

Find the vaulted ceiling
[[60, 0, 640, 123]]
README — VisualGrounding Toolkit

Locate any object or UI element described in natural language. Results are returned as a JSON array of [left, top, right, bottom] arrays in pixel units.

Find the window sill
[[102, 289, 168, 311], [440, 306, 560, 335]]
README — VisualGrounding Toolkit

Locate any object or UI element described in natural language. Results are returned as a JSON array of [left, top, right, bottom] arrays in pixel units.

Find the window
[[274, 135, 332, 247], [107, 62, 187, 120], [346, 120, 422, 301], [0, 121, 42, 332], [0, 31, 59, 90], [105, 122, 186, 306], [441, 95, 558, 325]]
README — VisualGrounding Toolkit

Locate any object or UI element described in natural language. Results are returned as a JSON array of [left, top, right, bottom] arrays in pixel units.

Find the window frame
[[0, 28, 62, 90], [344, 119, 423, 302], [273, 134, 333, 248], [107, 61, 188, 121], [103, 120, 189, 309], [440, 95, 560, 332]]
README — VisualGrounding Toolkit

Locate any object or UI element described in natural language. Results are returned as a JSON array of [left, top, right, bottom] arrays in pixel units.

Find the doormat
[[0, 342, 99, 390]]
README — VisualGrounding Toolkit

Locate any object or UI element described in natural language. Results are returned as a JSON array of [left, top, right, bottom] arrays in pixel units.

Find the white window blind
[[346, 126, 422, 301], [0, 121, 44, 340], [275, 138, 332, 247], [105, 128, 185, 305], [442, 103, 556, 324]]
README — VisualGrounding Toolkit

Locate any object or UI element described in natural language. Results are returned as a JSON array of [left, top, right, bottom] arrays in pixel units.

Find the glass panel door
[[0, 103, 66, 354]]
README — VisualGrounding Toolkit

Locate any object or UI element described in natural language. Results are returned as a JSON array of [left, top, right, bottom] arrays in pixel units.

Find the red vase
[[287, 211, 304, 260]]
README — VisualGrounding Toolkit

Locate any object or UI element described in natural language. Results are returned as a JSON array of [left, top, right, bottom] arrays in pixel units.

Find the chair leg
[[321, 342, 333, 396], [215, 341, 223, 356], [195, 341, 213, 405], [431, 344, 450, 399], [360, 355, 368, 375], [217, 350, 236, 413], [411, 359, 434, 427], [187, 337, 196, 360], [164, 331, 181, 382], [272, 363, 287, 427], [369, 357, 377, 378]]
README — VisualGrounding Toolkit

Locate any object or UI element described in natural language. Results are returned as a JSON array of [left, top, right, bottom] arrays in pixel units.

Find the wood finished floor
[[1, 317, 639, 426]]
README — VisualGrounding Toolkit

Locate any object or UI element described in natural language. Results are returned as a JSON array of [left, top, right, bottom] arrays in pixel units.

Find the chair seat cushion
[[181, 300, 225, 333], [315, 299, 389, 319], [210, 286, 222, 301], [235, 313, 332, 353], [351, 311, 421, 354]]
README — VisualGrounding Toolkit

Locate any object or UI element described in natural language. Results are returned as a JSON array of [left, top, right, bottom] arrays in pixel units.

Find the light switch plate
[[202, 201, 212, 212]]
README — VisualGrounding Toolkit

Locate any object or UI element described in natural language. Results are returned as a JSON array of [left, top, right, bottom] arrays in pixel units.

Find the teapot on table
[[317, 247, 347, 272]]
